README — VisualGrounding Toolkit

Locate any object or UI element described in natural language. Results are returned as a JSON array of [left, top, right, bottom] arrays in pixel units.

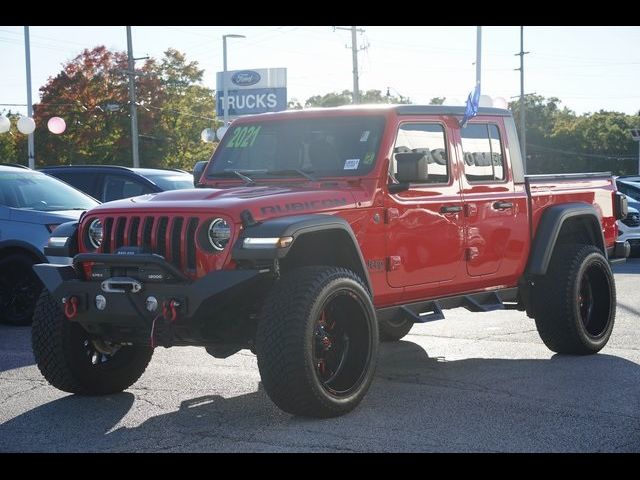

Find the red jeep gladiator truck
[[32, 105, 630, 417]]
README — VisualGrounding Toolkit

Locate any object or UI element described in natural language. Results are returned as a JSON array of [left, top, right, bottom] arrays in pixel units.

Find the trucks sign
[[217, 68, 287, 117]]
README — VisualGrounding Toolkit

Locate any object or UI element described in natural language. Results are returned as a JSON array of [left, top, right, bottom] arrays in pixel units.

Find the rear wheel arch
[[0, 241, 46, 264], [526, 203, 605, 277]]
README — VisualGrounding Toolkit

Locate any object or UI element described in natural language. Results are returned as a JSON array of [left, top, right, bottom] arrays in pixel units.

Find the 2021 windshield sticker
[[227, 125, 262, 148]]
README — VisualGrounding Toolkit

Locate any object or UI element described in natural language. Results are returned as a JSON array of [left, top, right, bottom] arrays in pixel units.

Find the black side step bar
[[376, 287, 520, 325], [400, 303, 444, 324]]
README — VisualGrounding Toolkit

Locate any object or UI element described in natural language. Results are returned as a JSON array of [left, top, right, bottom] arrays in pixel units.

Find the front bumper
[[608, 240, 631, 264], [33, 253, 270, 347]]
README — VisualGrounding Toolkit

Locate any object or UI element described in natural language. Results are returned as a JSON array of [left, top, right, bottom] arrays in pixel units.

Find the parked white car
[[617, 205, 640, 257]]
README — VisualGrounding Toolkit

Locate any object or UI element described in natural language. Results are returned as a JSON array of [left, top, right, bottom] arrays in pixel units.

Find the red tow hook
[[162, 299, 180, 323], [63, 296, 78, 320]]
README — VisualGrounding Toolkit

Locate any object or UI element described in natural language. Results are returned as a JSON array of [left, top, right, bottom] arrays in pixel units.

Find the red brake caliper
[[317, 311, 332, 375]]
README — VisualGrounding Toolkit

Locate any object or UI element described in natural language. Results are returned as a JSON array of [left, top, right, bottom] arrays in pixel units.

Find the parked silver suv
[[0, 165, 99, 325]]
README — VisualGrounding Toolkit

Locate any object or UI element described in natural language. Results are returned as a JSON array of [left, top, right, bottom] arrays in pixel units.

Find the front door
[[386, 119, 465, 288]]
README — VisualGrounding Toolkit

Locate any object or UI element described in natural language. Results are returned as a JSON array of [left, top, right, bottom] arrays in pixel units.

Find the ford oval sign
[[231, 70, 261, 87]]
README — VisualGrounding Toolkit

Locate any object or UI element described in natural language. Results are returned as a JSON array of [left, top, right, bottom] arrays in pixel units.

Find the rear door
[[456, 119, 528, 278]]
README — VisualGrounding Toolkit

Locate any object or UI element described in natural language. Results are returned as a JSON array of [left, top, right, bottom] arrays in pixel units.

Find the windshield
[[206, 116, 385, 179], [617, 181, 640, 202], [0, 171, 98, 211], [144, 173, 194, 191]]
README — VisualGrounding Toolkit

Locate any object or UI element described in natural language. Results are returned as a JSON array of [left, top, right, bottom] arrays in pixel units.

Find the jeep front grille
[[98, 215, 200, 272]]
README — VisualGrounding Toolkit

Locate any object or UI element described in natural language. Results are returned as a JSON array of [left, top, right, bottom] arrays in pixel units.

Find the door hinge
[[387, 255, 402, 271]]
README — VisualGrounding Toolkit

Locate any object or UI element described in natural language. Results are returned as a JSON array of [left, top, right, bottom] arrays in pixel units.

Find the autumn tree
[[31, 46, 215, 170]]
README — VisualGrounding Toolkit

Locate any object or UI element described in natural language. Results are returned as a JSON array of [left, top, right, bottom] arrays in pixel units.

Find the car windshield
[[0, 171, 98, 211], [144, 173, 194, 191], [206, 116, 386, 179], [617, 181, 640, 202]]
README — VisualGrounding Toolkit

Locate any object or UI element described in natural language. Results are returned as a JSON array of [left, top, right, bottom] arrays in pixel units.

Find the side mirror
[[395, 152, 428, 183], [193, 161, 208, 187]]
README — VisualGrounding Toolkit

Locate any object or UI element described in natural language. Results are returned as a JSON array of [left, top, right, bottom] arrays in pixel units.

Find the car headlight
[[208, 218, 231, 251], [88, 219, 103, 249]]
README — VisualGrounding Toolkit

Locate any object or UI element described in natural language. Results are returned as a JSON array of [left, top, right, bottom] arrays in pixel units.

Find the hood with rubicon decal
[[85, 184, 362, 222]]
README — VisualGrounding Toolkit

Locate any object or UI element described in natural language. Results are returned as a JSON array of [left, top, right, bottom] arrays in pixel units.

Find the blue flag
[[459, 82, 480, 128]]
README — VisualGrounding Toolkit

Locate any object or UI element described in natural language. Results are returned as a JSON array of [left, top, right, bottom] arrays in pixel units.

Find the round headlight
[[208, 218, 231, 251], [88, 219, 103, 249]]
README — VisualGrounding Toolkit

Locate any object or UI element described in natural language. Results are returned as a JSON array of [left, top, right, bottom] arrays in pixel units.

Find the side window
[[460, 123, 505, 182], [53, 172, 95, 196], [392, 123, 449, 184], [103, 175, 153, 202]]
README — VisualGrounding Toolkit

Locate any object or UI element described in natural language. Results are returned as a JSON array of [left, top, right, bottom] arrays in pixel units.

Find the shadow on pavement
[[0, 325, 34, 372], [2, 340, 639, 452], [612, 257, 640, 274]]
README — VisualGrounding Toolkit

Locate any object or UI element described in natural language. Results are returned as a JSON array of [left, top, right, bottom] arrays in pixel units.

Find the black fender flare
[[526, 203, 605, 276], [232, 214, 371, 291], [43, 221, 79, 258], [0, 240, 47, 263]]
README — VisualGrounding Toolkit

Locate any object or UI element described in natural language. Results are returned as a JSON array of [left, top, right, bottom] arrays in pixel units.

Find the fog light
[[95, 295, 106, 311], [146, 296, 158, 312]]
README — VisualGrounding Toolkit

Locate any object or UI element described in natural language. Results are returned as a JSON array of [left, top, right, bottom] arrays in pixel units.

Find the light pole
[[222, 34, 246, 127], [631, 129, 640, 175], [24, 26, 34, 169]]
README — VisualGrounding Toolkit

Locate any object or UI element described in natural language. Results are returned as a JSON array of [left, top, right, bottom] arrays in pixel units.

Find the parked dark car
[[0, 165, 99, 325], [39, 165, 194, 203]]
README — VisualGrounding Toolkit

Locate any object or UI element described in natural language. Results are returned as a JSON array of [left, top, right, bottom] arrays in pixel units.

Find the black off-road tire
[[630, 244, 640, 258], [32, 290, 154, 394], [379, 317, 414, 342], [533, 244, 616, 354], [256, 266, 378, 418], [0, 253, 42, 326]]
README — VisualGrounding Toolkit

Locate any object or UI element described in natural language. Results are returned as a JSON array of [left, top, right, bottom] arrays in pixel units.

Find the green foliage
[[509, 95, 640, 175], [31, 46, 216, 170], [429, 97, 446, 105], [304, 89, 410, 107], [0, 111, 23, 163]]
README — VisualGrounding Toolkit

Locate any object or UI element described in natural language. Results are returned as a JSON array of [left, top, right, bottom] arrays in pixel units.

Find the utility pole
[[515, 26, 529, 173], [126, 26, 140, 168], [476, 26, 482, 93], [334, 26, 366, 104], [24, 26, 34, 169]]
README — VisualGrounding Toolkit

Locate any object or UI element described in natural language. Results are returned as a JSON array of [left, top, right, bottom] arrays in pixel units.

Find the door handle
[[440, 205, 463, 214], [493, 201, 514, 210]]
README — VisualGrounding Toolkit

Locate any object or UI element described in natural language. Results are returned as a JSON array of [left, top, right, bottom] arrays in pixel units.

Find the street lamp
[[631, 128, 640, 175], [222, 34, 246, 128]]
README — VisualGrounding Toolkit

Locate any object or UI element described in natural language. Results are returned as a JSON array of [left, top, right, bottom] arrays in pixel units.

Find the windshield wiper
[[266, 169, 318, 182], [207, 169, 264, 186]]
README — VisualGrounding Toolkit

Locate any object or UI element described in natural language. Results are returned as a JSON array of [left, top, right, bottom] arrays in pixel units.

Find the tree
[[287, 98, 303, 110], [509, 95, 640, 175], [304, 89, 410, 108], [150, 49, 216, 169], [429, 97, 446, 105], [0, 111, 24, 164], [32, 46, 215, 170]]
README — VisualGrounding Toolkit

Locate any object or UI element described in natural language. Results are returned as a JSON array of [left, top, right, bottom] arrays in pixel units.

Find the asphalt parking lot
[[1, 259, 639, 452]]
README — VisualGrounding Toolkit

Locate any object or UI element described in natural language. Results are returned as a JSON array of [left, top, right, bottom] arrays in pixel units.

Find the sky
[[1, 25, 639, 117]]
